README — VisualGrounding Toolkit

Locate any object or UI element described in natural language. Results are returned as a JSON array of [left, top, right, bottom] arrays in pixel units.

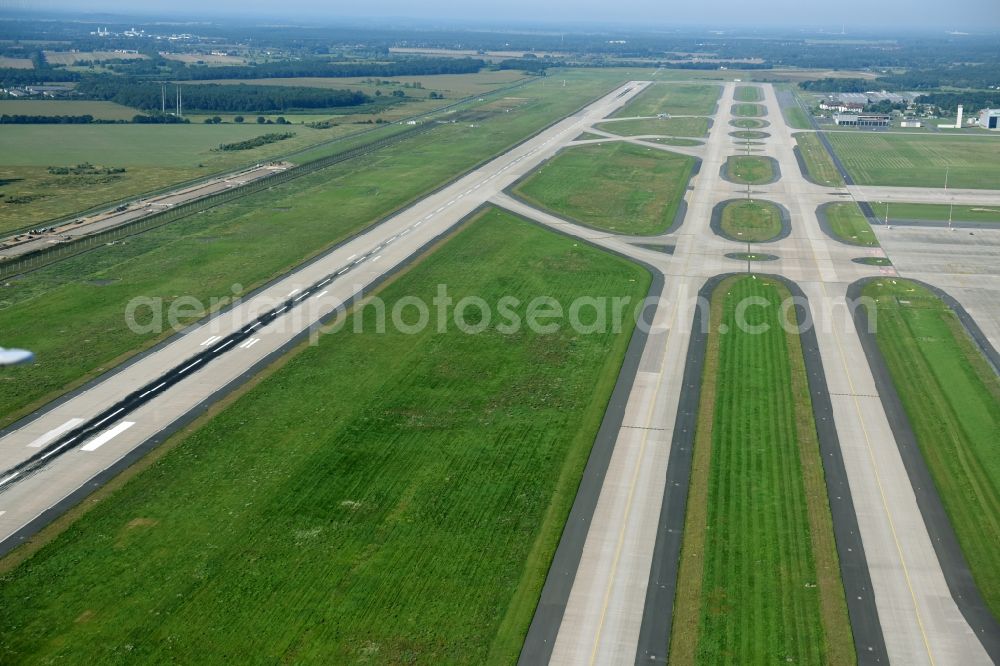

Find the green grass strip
[[671, 276, 855, 665], [863, 279, 1000, 618]]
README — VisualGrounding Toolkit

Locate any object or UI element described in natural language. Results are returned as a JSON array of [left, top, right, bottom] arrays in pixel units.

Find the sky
[[7, 0, 1000, 31]]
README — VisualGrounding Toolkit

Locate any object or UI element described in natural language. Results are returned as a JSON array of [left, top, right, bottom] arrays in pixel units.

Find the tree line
[[75, 79, 371, 112]]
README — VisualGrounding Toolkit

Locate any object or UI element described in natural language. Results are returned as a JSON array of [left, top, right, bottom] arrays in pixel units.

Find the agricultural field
[[0, 99, 141, 121], [670, 276, 854, 664], [731, 118, 768, 129], [720, 199, 783, 241], [609, 82, 721, 117], [160, 52, 249, 65], [734, 86, 763, 102], [794, 133, 845, 186], [0, 208, 652, 664], [43, 50, 147, 65], [862, 279, 1000, 617], [731, 103, 766, 117], [512, 141, 695, 235], [725, 155, 775, 184], [594, 116, 710, 137], [0, 56, 32, 69], [0, 69, 633, 424], [825, 133, 1000, 189], [875, 202, 1000, 224], [822, 202, 877, 246], [0, 123, 359, 232], [193, 69, 527, 102]]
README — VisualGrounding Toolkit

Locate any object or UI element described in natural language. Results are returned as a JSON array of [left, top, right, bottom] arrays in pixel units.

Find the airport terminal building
[[832, 112, 891, 127]]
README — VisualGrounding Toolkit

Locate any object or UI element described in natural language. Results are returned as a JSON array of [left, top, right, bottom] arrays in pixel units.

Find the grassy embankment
[[0, 208, 651, 664], [826, 133, 1000, 189], [609, 82, 721, 117], [513, 141, 695, 235], [0, 70, 631, 425], [794, 133, 845, 187], [721, 200, 783, 241], [670, 275, 855, 665], [594, 117, 710, 138], [863, 279, 1000, 618], [823, 202, 878, 246], [725, 155, 775, 185], [870, 202, 1000, 224]]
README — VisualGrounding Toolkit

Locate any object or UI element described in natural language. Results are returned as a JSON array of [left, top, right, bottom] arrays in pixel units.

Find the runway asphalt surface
[[2, 76, 999, 664]]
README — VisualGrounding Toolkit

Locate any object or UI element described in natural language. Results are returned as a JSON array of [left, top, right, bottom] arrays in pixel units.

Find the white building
[[979, 108, 1000, 130]]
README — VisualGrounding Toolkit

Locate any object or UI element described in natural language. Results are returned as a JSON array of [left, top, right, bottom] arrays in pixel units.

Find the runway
[[0, 80, 651, 553]]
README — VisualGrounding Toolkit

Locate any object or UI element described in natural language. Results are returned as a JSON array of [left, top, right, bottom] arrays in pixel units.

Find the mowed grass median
[[0, 208, 652, 663], [826, 132, 1000, 189], [513, 142, 696, 235], [610, 82, 721, 117], [725, 155, 775, 184], [862, 279, 1000, 618], [670, 276, 854, 665], [594, 116, 709, 138], [721, 199, 783, 242], [734, 86, 763, 102], [795, 133, 845, 187], [822, 202, 878, 246]]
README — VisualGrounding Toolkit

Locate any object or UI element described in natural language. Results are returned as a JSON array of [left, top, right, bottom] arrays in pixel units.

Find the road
[[0, 81, 650, 549], [492, 83, 996, 664], [0, 162, 289, 260]]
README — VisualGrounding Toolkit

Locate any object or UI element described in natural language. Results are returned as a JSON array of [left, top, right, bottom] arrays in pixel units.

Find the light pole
[[945, 166, 955, 231]]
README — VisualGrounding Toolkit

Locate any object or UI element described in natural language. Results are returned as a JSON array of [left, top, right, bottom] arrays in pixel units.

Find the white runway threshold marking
[[27, 418, 84, 448], [200, 335, 221, 346], [238, 338, 261, 349], [81, 421, 135, 452]]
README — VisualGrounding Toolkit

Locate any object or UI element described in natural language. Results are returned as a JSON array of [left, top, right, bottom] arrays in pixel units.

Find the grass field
[[594, 117, 709, 138], [734, 86, 763, 102], [873, 202, 1000, 224], [784, 106, 813, 130], [513, 142, 695, 235], [826, 132, 1000, 189], [0, 70, 632, 424], [0, 208, 651, 664], [0, 99, 141, 121], [863, 279, 1000, 618], [823, 202, 877, 246], [794, 133, 845, 186], [670, 276, 854, 665], [721, 199, 783, 241], [610, 82, 721, 117], [731, 103, 766, 117], [725, 155, 774, 184]]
